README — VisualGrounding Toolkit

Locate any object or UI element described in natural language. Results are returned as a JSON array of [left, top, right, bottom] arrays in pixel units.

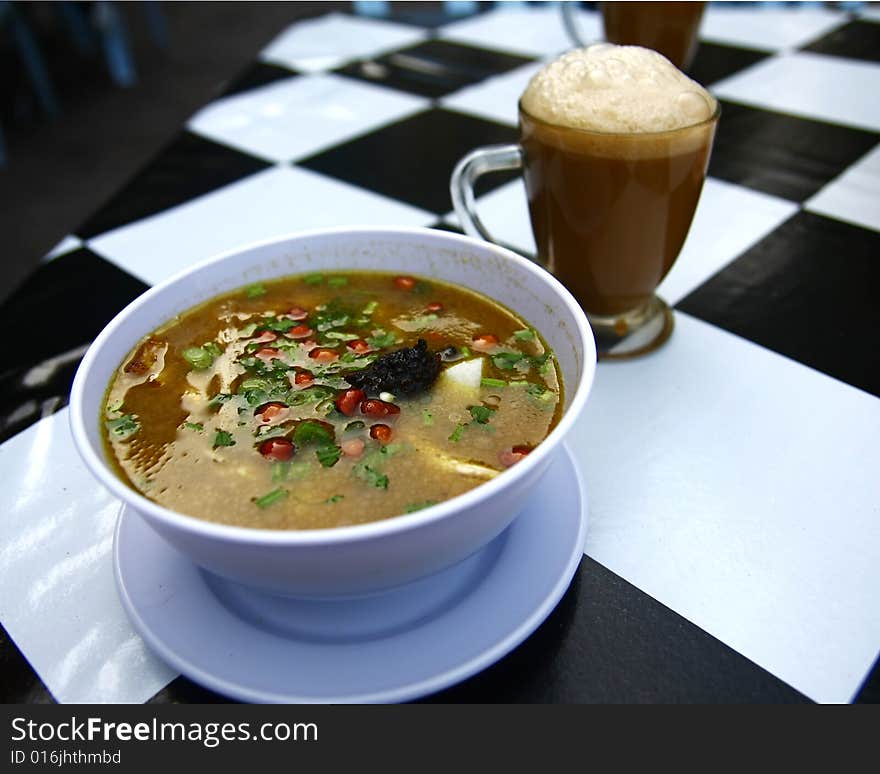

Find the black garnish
[[344, 339, 441, 397]]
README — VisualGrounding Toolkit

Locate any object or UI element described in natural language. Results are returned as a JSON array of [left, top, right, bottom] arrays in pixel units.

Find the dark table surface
[[2, 2, 879, 704]]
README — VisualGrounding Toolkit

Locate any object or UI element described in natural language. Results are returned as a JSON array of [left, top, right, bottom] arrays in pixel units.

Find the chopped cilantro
[[271, 461, 311, 483], [203, 342, 223, 358], [289, 386, 336, 407], [316, 444, 342, 468], [367, 330, 397, 349], [405, 500, 438, 513], [527, 383, 556, 402], [408, 313, 438, 329], [492, 351, 527, 370], [107, 414, 139, 440], [262, 317, 297, 333], [239, 322, 258, 337], [358, 465, 389, 489], [293, 420, 335, 446], [480, 377, 506, 388], [530, 352, 553, 374], [325, 495, 344, 504], [304, 273, 324, 285], [468, 405, 495, 424], [207, 393, 233, 408], [253, 488, 288, 508], [448, 423, 467, 442], [183, 346, 214, 370], [328, 277, 348, 288], [245, 283, 267, 298], [212, 429, 235, 448]]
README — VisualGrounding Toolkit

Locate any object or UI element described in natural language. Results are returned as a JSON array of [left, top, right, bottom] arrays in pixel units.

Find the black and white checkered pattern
[[2, 3, 878, 704]]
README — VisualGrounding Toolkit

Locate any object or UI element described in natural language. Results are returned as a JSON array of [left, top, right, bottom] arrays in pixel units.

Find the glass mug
[[563, 2, 707, 72], [450, 100, 720, 359]]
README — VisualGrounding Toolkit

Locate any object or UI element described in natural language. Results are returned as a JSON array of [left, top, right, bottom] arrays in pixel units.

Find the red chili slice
[[499, 449, 527, 467], [394, 276, 416, 291], [285, 324, 314, 339], [335, 388, 365, 417], [512, 444, 533, 455], [472, 333, 499, 352], [252, 330, 277, 344], [255, 401, 290, 423], [360, 399, 400, 418], [293, 370, 314, 387], [341, 438, 365, 457], [346, 339, 373, 354], [259, 438, 295, 461], [370, 424, 393, 443], [285, 306, 309, 321], [426, 302, 444, 313], [255, 347, 282, 362], [309, 347, 339, 363]]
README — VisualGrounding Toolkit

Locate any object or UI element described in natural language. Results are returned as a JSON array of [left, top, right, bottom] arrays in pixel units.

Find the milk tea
[[519, 44, 717, 319]]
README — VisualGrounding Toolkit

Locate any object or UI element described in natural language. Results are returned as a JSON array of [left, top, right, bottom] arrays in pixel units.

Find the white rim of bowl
[[70, 226, 596, 547]]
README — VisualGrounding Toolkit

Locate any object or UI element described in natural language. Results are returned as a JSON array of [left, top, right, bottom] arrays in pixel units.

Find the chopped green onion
[[468, 405, 495, 424], [460, 346, 471, 357], [253, 488, 288, 508], [182, 422, 204, 432], [245, 283, 267, 298], [328, 277, 348, 288], [324, 331, 359, 341], [345, 420, 366, 432], [480, 377, 506, 388], [448, 423, 467, 442], [212, 429, 235, 448], [422, 409, 434, 426], [203, 342, 223, 358], [514, 329, 536, 341], [107, 414, 139, 440], [304, 273, 324, 285], [362, 301, 379, 316], [239, 322, 258, 337], [183, 346, 214, 370], [316, 444, 342, 468], [325, 495, 344, 504]]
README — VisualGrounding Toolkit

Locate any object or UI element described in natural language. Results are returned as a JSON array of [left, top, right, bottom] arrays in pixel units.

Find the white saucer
[[113, 444, 588, 703]]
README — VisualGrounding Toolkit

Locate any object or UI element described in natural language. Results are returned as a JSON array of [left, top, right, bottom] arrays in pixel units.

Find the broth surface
[[103, 271, 563, 529]]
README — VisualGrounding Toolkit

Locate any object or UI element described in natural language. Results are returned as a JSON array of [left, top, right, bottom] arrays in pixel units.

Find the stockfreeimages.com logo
[[11, 717, 318, 749]]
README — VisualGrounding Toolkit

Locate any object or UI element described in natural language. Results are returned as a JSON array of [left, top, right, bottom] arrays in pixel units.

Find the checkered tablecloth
[[2, 2, 878, 704]]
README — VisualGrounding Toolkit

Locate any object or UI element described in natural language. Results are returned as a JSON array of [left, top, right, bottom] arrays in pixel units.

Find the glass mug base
[[587, 295, 674, 360]]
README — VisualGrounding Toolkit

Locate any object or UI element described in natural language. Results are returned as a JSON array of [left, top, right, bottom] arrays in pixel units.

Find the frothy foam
[[521, 44, 716, 134]]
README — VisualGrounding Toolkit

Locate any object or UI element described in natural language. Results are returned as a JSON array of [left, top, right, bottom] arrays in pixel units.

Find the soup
[[103, 271, 563, 529]]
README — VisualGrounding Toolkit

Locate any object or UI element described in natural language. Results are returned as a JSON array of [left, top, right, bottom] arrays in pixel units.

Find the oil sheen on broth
[[103, 272, 563, 529]]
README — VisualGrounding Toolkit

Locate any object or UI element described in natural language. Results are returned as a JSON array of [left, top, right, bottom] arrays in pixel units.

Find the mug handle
[[450, 144, 523, 244]]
